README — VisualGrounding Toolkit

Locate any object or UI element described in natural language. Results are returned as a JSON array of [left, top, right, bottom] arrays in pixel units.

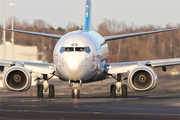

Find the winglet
[[83, 0, 92, 31]]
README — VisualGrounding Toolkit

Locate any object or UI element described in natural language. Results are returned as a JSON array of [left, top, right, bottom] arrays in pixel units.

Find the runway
[[0, 74, 180, 120]]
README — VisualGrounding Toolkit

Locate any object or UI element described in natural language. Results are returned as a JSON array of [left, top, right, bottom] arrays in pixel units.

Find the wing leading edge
[[0, 59, 54, 74], [3, 29, 63, 39], [105, 58, 180, 74], [104, 28, 178, 41]]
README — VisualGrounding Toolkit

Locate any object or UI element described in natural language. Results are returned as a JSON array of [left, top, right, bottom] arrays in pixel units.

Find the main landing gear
[[69, 80, 81, 99], [110, 74, 127, 98], [36, 74, 55, 98]]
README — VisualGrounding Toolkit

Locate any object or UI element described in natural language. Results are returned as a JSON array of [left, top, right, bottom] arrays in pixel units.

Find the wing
[[4, 29, 63, 39], [104, 28, 178, 41], [105, 58, 180, 74], [0, 59, 54, 74]]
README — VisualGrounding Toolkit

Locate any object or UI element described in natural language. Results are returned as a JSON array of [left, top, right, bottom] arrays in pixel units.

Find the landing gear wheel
[[72, 89, 80, 98], [77, 90, 80, 98], [110, 84, 116, 98], [49, 84, 55, 98], [121, 84, 127, 98], [72, 90, 75, 98], [38, 84, 43, 98]]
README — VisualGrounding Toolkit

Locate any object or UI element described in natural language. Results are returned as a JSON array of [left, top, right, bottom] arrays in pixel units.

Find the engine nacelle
[[3, 66, 31, 91], [128, 66, 157, 91]]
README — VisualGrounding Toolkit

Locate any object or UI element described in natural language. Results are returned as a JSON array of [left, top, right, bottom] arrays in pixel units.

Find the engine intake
[[3, 66, 31, 91], [128, 66, 157, 91]]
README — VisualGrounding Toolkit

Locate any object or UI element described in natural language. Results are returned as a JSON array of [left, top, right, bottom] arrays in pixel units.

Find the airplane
[[0, 0, 179, 98]]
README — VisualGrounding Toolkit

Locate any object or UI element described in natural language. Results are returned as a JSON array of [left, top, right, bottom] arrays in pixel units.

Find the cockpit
[[60, 47, 91, 53]]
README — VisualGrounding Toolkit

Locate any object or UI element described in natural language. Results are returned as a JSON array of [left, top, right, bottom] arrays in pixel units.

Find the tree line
[[0, 17, 179, 63]]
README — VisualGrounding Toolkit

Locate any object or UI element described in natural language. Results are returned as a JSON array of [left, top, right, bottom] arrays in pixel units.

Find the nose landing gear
[[110, 74, 127, 98], [72, 89, 80, 98], [69, 80, 81, 98]]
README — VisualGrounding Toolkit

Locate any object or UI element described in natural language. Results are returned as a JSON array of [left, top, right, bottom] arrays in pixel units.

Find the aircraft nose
[[63, 53, 85, 75], [67, 59, 82, 74]]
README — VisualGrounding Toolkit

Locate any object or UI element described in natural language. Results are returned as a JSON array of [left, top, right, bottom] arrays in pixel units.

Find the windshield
[[60, 47, 91, 53], [75, 47, 85, 51], [65, 47, 74, 52]]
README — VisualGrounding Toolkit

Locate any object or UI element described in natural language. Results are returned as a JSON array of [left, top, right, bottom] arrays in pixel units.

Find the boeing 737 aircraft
[[0, 0, 179, 98]]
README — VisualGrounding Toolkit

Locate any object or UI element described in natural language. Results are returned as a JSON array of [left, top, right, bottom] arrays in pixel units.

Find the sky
[[0, 0, 180, 30]]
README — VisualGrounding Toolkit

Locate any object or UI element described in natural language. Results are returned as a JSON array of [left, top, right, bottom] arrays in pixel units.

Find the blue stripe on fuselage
[[83, 0, 91, 31]]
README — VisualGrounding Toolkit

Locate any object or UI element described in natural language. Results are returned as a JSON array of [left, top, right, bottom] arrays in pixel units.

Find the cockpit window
[[60, 47, 91, 53], [60, 47, 65, 53], [75, 47, 85, 52], [65, 47, 74, 52], [85, 47, 91, 53]]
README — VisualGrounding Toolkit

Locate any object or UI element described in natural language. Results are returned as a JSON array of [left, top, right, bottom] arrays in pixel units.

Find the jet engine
[[128, 66, 157, 91], [3, 66, 31, 91]]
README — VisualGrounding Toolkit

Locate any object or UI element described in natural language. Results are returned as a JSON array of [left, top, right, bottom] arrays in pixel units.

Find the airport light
[[9, 0, 15, 60]]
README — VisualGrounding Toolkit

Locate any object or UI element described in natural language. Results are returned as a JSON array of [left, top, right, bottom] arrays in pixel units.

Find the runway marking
[[9, 105, 46, 107], [29, 99, 41, 102], [46, 99, 57, 101], [20, 99, 41, 102]]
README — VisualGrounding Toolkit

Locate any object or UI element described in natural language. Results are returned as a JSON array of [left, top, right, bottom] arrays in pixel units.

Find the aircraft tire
[[122, 84, 127, 98], [110, 84, 116, 98], [77, 90, 80, 98], [37, 84, 43, 98], [72, 90, 75, 98], [49, 84, 55, 98]]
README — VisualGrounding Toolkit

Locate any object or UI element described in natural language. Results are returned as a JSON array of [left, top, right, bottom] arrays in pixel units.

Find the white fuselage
[[53, 30, 109, 83]]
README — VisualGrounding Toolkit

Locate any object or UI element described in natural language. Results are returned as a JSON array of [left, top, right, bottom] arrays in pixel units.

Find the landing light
[[74, 89, 78, 93]]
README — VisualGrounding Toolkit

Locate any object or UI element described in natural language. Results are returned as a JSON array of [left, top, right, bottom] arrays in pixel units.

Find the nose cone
[[67, 59, 82, 74], [63, 53, 85, 79]]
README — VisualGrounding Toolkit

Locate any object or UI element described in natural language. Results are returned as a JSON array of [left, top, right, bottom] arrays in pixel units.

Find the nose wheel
[[69, 80, 81, 98], [72, 89, 80, 98]]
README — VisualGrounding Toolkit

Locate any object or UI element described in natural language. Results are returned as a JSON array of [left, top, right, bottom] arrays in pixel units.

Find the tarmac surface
[[0, 74, 180, 120]]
